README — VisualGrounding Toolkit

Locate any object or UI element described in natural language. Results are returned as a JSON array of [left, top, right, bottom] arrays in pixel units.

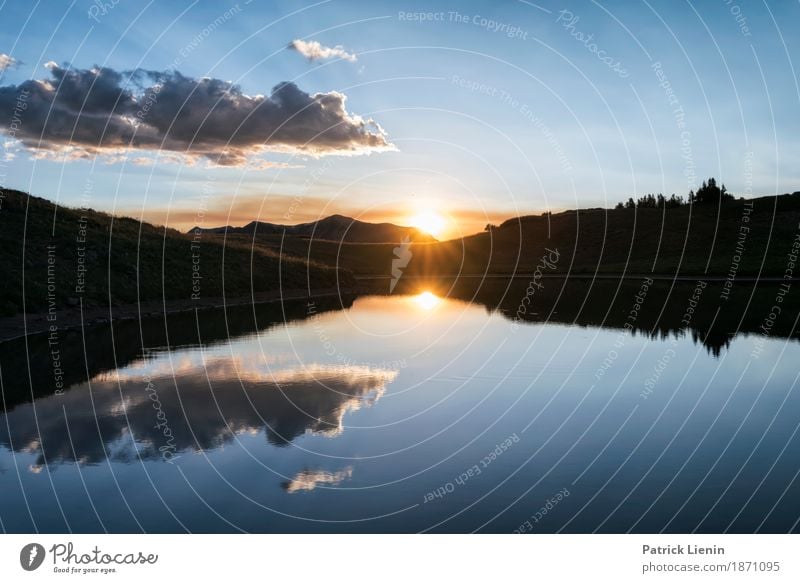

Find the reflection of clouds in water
[[94, 350, 285, 382], [103, 352, 394, 388], [1, 354, 398, 470], [282, 466, 353, 493]]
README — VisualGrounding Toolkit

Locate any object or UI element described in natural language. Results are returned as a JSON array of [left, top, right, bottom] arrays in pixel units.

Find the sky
[[0, 0, 798, 238]]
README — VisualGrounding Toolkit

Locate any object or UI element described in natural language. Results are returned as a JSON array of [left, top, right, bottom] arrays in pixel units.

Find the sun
[[413, 291, 441, 310], [408, 210, 446, 238]]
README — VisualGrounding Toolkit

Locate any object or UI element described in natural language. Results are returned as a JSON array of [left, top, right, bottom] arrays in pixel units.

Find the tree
[[694, 177, 733, 204], [484, 224, 497, 232], [666, 194, 684, 208], [615, 192, 690, 209]]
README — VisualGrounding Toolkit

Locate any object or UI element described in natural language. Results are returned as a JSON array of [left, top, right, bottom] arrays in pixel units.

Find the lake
[[1, 279, 799, 533]]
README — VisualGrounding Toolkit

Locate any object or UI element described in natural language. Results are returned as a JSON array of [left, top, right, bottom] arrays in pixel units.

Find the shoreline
[[0, 286, 374, 344], [1, 274, 795, 344]]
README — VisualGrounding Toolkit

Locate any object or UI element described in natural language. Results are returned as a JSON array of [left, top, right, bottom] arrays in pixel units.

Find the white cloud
[[283, 467, 354, 493], [0, 53, 18, 72], [288, 39, 357, 62]]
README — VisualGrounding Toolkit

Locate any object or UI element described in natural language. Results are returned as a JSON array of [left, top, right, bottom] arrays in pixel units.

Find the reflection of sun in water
[[408, 210, 446, 238], [414, 291, 441, 311]]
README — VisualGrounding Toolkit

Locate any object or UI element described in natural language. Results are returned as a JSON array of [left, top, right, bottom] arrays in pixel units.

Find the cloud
[[0, 62, 391, 165], [282, 467, 353, 493], [0, 53, 17, 72], [1, 356, 394, 466], [288, 39, 357, 62]]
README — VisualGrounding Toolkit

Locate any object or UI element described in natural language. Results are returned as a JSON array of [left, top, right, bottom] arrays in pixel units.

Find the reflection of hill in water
[[1, 355, 395, 468], [1, 279, 797, 418], [420, 278, 800, 357], [0, 295, 355, 410]]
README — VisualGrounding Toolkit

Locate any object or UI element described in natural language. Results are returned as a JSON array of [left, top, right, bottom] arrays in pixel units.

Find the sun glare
[[409, 210, 446, 238], [413, 291, 441, 311]]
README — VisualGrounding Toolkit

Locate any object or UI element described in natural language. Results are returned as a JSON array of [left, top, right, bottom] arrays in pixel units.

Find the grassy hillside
[[0, 188, 351, 316], [245, 194, 800, 278]]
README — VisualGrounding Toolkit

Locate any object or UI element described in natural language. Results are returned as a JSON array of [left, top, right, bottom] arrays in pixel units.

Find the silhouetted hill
[[6, 187, 799, 321], [0, 188, 351, 317], [192, 213, 436, 243], [273, 193, 800, 279]]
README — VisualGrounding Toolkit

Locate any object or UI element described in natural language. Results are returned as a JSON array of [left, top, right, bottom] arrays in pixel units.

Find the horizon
[[5, 179, 796, 241], [183, 181, 800, 239]]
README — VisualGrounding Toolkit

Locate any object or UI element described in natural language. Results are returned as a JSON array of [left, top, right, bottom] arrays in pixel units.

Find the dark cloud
[[0, 62, 392, 165]]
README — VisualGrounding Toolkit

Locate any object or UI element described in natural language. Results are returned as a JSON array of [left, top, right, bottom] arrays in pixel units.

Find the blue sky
[[0, 0, 798, 237]]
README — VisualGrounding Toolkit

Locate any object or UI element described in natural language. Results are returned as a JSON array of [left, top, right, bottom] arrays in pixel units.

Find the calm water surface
[[1, 283, 799, 533]]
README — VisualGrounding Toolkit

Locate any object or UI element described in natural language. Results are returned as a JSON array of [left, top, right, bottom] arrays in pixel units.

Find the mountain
[[191, 214, 436, 243], [283, 193, 800, 279], [0, 188, 351, 317]]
